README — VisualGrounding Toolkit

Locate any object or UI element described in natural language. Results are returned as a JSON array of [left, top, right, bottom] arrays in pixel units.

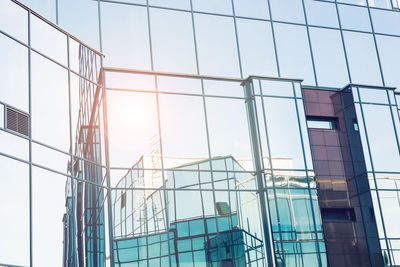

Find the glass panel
[[31, 52, 70, 151], [309, 27, 349, 88], [260, 80, 293, 97], [32, 167, 68, 266], [354, 103, 372, 172], [376, 35, 400, 90], [304, 0, 338, 28], [150, 8, 197, 74], [31, 15, 68, 65], [105, 72, 155, 91], [107, 91, 160, 168], [194, 14, 240, 78], [362, 104, 400, 172], [236, 19, 278, 78], [307, 119, 337, 130], [0, 129, 29, 161], [0, 156, 29, 267], [159, 94, 209, 168], [32, 142, 70, 174], [343, 32, 382, 86], [0, 103, 3, 128], [338, 4, 371, 32], [378, 190, 400, 238], [18, 0, 57, 22], [205, 97, 253, 170], [192, 0, 233, 15], [269, 0, 305, 24], [149, 0, 191, 10], [359, 88, 389, 104], [337, 0, 366, 5], [263, 97, 305, 169], [368, 0, 393, 8], [0, 0, 28, 43], [370, 8, 400, 36], [233, 0, 270, 19], [101, 3, 151, 70], [157, 76, 202, 94], [273, 23, 315, 85], [0, 35, 29, 112]]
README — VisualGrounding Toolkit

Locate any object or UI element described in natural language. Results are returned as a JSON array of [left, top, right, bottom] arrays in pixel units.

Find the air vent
[[6, 107, 30, 137]]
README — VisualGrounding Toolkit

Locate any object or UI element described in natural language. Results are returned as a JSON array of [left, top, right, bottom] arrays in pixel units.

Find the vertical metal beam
[[244, 80, 275, 267], [28, 8, 33, 267], [100, 67, 116, 267]]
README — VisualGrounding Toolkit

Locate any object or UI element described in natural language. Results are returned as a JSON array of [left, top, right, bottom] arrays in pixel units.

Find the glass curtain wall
[[103, 70, 328, 267], [13, 0, 400, 93], [244, 78, 327, 267], [0, 1, 106, 267]]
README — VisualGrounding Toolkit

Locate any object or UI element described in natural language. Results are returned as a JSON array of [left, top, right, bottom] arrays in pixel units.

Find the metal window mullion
[[301, 0, 319, 87], [386, 91, 400, 155], [230, 0, 244, 79], [265, 0, 281, 77], [66, 35, 78, 266], [100, 66, 116, 267], [334, 0, 353, 84], [27, 9, 33, 267], [366, 0, 387, 87]]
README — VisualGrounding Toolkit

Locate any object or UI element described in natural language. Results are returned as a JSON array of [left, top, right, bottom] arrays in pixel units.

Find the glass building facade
[[1, 0, 400, 267]]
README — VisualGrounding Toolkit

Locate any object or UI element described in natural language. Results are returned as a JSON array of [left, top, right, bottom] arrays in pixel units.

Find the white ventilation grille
[[6, 107, 30, 137]]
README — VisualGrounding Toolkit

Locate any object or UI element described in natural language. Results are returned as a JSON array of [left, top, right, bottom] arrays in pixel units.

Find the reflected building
[[1, 0, 400, 267]]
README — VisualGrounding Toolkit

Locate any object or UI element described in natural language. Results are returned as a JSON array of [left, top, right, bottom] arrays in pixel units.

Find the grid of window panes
[[345, 85, 400, 266], [0, 1, 104, 267], [13, 0, 400, 93]]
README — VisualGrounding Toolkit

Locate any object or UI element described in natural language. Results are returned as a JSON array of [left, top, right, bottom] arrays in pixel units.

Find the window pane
[[159, 94, 209, 168], [376, 35, 400, 90], [0, 156, 29, 267], [263, 97, 305, 169], [370, 8, 400, 36], [101, 3, 151, 70], [307, 119, 337, 130], [343, 32, 382, 86], [150, 8, 196, 74], [194, 14, 240, 78], [304, 0, 338, 28], [107, 91, 160, 168], [338, 4, 371, 32], [0, 103, 3, 128], [31, 15, 67, 65], [192, 0, 233, 15], [0, 0, 28, 43], [233, 0, 270, 19], [18, 0, 57, 22], [32, 167, 67, 267], [274, 23, 315, 85], [363, 104, 400, 172], [58, 0, 100, 49], [31, 52, 70, 150], [269, 0, 305, 23], [236, 19, 277, 78], [0, 35, 29, 112], [309, 27, 349, 87], [149, 0, 190, 10], [205, 98, 253, 169]]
